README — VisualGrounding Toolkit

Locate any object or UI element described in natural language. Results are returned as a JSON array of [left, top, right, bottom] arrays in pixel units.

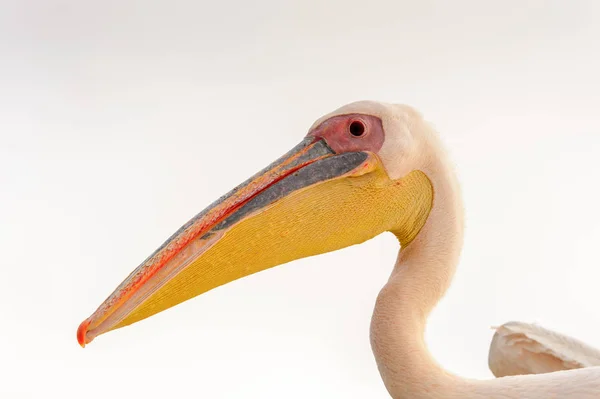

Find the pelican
[[78, 101, 600, 398]]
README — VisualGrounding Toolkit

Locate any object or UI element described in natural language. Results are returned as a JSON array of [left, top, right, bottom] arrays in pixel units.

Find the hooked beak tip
[[77, 319, 90, 348]]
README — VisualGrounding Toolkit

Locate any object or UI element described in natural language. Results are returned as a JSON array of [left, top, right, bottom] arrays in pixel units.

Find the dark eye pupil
[[349, 120, 365, 137]]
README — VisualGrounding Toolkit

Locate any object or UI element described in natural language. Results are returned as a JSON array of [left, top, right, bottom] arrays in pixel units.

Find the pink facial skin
[[308, 114, 385, 154]]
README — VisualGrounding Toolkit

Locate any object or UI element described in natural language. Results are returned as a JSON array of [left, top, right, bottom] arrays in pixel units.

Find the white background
[[2, 1, 599, 398]]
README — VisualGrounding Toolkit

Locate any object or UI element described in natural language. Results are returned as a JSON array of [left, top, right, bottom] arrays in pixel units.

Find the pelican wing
[[488, 321, 600, 377]]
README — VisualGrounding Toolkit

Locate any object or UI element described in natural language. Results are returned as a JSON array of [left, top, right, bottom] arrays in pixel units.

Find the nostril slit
[[349, 120, 365, 137]]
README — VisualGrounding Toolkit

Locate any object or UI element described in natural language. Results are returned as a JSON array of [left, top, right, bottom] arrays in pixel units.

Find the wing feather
[[488, 321, 600, 377]]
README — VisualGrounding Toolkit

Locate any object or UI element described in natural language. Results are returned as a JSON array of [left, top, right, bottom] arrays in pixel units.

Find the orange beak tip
[[77, 319, 90, 348]]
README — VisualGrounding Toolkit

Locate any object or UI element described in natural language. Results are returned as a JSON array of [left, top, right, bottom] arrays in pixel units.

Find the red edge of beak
[[77, 319, 90, 348]]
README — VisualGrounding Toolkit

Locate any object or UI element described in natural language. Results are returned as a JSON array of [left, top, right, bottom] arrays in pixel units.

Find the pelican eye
[[349, 120, 366, 137]]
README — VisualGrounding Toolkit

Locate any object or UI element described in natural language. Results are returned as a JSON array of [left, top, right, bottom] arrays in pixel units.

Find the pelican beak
[[78, 136, 376, 346], [78, 132, 433, 347]]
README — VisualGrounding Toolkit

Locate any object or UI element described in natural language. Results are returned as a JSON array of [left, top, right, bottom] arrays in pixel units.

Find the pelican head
[[77, 101, 439, 347]]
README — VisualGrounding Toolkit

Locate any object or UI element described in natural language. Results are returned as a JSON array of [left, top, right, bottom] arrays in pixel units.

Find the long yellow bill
[[77, 136, 432, 347]]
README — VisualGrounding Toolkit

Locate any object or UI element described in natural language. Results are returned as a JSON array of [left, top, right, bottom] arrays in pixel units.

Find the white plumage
[[489, 321, 600, 377]]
